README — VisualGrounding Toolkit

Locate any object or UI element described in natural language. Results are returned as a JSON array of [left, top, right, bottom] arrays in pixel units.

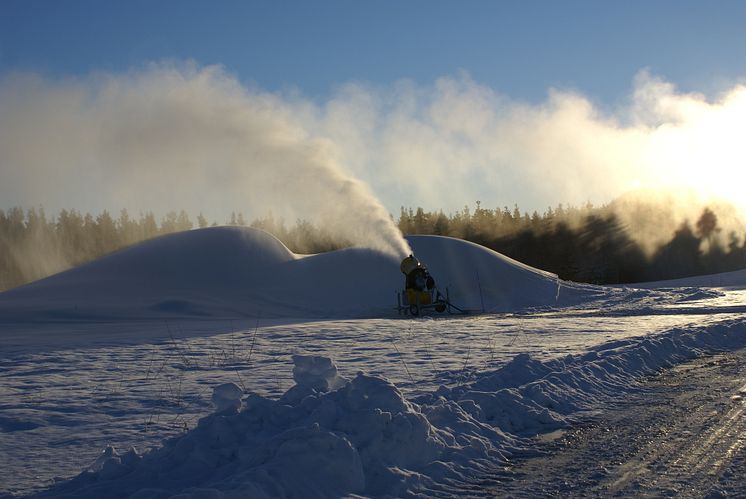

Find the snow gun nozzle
[[400, 254, 436, 291], [400, 254, 421, 276]]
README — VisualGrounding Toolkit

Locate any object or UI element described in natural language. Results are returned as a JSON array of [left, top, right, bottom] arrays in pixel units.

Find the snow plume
[[0, 63, 411, 259], [610, 188, 746, 255], [4, 63, 746, 256], [300, 71, 746, 249]]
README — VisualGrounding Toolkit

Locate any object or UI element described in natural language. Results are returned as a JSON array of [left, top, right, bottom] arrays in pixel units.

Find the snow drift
[[33, 319, 746, 498], [632, 267, 746, 289], [0, 226, 609, 322]]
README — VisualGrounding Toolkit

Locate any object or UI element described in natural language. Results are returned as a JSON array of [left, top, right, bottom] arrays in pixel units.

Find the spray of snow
[[0, 63, 411, 259], [299, 71, 746, 250], [4, 63, 746, 258]]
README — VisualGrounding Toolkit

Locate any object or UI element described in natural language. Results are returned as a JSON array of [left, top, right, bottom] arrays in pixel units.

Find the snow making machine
[[396, 254, 465, 316]]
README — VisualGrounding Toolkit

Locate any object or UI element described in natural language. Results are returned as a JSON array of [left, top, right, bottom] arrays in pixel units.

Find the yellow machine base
[[406, 289, 432, 305]]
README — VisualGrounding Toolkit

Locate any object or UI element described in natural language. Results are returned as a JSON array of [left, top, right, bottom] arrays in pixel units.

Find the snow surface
[[631, 267, 746, 289], [1, 227, 746, 497]]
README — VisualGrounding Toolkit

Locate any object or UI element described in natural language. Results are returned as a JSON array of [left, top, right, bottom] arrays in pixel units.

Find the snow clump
[[210, 382, 243, 413]]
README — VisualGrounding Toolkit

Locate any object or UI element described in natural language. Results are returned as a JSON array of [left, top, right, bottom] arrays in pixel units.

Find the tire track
[[602, 387, 745, 496], [494, 349, 746, 498]]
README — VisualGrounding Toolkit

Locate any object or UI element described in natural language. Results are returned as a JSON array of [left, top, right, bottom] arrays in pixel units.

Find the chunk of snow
[[211, 382, 243, 413]]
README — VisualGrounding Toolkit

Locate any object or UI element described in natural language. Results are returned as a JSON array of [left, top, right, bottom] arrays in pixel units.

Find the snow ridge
[[32, 319, 746, 498]]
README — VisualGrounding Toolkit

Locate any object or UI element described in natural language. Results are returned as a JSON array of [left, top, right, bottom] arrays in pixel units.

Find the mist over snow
[[0, 63, 410, 259], [2, 62, 746, 253], [303, 71, 746, 248]]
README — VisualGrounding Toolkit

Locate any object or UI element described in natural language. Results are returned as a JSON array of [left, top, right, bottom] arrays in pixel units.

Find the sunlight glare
[[642, 86, 746, 214]]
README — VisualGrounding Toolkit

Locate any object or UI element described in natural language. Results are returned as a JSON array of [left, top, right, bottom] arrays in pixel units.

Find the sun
[[641, 86, 746, 214]]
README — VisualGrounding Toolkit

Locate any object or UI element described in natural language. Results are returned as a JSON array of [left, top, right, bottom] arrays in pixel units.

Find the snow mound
[[407, 235, 607, 312], [38, 319, 746, 498], [0, 228, 610, 322]]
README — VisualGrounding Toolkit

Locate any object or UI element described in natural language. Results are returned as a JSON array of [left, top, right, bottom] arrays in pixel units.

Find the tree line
[[397, 202, 746, 284], [2, 202, 746, 292], [0, 207, 343, 291]]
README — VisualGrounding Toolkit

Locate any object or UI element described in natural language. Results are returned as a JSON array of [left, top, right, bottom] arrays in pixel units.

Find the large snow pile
[[36, 319, 746, 498], [406, 235, 606, 312], [0, 227, 610, 322]]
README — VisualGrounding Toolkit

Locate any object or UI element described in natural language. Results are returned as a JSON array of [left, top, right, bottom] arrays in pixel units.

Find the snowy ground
[[495, 349, 746, 497], [1, 228, 746, 497]]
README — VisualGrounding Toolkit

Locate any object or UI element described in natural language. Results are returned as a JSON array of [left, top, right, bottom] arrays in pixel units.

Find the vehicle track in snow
[[495, 349, 746, 498]]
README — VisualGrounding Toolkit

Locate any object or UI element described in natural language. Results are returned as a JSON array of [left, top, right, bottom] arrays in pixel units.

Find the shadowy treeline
[[398, 203, 746, 284], [0, 207, 194, 291], [0, 207, 344, 291], [2, 203, 746, 292]]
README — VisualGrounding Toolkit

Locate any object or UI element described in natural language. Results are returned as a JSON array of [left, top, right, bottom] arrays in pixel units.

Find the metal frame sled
[[396, 287, 467, 316]]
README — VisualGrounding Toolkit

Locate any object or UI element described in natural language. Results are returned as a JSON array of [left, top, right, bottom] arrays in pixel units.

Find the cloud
[[303, 71, 746, 218], [2, 62, 746, 254], [0, 62, 410, 258]]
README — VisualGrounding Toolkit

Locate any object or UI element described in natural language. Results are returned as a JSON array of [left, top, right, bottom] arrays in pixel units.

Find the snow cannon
[[397, 254, 453, 316]]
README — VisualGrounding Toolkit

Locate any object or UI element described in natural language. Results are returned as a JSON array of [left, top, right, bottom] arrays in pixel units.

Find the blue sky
[[3, 1, 746, 104]]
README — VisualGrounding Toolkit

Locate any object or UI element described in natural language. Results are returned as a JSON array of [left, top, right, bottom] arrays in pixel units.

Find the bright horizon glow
[[637, 82, 746, 214]]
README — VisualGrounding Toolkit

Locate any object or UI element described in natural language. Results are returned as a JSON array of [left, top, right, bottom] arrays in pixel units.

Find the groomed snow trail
[[496, 349, 746, 498]]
